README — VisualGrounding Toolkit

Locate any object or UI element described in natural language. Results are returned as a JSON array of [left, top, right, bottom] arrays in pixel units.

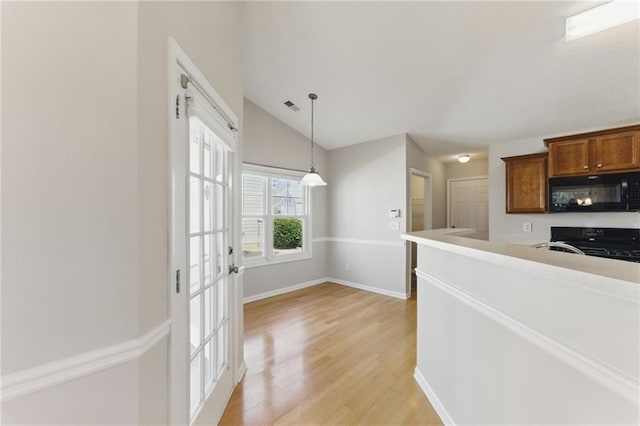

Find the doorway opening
[[407, 169, 432, 294]]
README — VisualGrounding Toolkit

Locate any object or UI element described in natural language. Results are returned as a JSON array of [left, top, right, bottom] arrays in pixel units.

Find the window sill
[[242, 253, 312, 269]]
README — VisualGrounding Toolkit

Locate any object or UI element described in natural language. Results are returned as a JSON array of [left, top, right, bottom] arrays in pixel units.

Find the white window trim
[[242, 163, 313, 269]]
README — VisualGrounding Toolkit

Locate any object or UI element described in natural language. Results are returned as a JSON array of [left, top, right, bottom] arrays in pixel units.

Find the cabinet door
[[548, 139, 591, 176], [595, 131, 640, 173], [504, 154, 547, 213]]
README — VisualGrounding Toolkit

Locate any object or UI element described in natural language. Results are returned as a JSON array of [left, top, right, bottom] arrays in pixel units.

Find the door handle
[[228, 264, 239, 274]]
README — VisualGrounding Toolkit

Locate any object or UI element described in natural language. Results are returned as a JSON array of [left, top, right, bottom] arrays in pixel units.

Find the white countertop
[[402, 228, 640, 293]]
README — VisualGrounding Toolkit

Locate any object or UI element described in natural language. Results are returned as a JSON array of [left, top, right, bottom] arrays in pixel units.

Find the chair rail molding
[[1, 319, 171, 402]]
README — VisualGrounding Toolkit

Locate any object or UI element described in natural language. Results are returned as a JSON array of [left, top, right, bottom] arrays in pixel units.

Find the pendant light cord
[[310, 94, 315, 169]]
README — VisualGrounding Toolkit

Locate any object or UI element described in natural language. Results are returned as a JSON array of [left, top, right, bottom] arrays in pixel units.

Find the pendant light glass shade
[[301, 93, 327, 187], [300, 166, 327, 186]]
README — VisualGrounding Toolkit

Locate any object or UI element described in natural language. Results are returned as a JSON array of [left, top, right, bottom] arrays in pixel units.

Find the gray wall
[[489, 137, 640, 244], [327, 134, 408, 297], [241, 124, 450, 299], [242, 99, 328, 299], [1, 2, 244, 424], [2, 3, 139, 422]]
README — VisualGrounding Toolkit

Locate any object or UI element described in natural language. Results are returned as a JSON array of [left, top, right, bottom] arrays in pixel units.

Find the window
[[242, 164, 311, 266]]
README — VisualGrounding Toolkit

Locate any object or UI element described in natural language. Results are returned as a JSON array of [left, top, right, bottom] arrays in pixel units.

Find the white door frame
[[407, 168, 432, 295], [168, 37, 243, 425], [446, 175, 488, 228], [409, 168, 432, 233]]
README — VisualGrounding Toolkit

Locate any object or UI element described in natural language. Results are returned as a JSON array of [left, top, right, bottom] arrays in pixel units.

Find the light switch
[[389, 221, 400, 230]]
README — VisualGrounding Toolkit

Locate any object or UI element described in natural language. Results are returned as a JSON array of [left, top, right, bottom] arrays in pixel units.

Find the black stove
[[550, 227, 640, 263]]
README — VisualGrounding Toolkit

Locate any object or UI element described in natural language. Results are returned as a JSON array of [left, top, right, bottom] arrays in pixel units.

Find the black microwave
[[549, 171, 640, 213]]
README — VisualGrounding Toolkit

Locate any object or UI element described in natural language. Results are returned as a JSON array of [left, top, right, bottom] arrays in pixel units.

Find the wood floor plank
[[219, 282, 442, 426]]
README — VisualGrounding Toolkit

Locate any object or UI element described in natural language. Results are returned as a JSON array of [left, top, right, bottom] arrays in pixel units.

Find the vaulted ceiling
[[243, 1, 639, 161]]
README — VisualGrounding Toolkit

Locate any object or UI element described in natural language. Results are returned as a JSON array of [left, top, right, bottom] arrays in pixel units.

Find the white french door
[[170, 40, 239, 426], [186, 115, 233, 421]]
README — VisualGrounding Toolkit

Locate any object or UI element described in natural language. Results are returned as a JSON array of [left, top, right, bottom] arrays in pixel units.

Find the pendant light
[[300, 93, 327, 187]]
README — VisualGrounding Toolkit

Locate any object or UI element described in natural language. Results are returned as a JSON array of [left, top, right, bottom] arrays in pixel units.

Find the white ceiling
[[243, 2, 640, 161]]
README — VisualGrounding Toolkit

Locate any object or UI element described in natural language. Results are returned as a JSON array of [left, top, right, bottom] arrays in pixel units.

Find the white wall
[[413, 241, 638, 424], [327, 134, 407, 298], [241, 99, 328, 299], [1, 2, 244, 424], [444, 158, 488, 180], [489, 138, 640, 244]]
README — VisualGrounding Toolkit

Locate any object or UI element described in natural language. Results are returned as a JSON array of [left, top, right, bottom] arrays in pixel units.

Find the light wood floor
[[219, 282, 442, 425]]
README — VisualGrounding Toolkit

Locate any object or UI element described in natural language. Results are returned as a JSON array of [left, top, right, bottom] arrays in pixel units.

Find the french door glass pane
[[216, 183, 224, 231], [190, 126, 200, 174], [215, 143, 225, 183], [216, 279, 225, 326], [204, 341, 214, 392], [203, 234, 212, 285], [216, 325, 225, 375], [204, 182, 213, 232], [190, 353, 202, 415], [204, 287, 213, 338], [190, 177, 201, 234], [203, 136, 212, 179], [190, 295, 201, 354], [189, 236, 201, 294], [216, 233, 224, 277]]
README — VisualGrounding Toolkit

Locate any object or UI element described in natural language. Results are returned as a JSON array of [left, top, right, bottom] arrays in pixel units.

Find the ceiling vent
[[283, 100, 300, 112]]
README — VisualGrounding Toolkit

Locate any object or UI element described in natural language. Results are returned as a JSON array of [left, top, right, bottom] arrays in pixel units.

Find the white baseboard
[[414, 367, 455, 425], [328, 277, 409, 300], [243, 278, 327, 304], [318, 237, 404, 247], [2, 319, 171, 402], [235, 361, 247, 384], [243, 277, 410, 304]]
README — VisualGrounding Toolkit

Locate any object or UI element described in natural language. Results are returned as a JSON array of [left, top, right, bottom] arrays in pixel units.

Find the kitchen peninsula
[[402, 228, 639, 425]]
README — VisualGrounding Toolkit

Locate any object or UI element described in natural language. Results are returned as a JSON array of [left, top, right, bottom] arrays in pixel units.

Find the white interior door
[[449, 178, 489, 240], [170, 43, 239, 425]]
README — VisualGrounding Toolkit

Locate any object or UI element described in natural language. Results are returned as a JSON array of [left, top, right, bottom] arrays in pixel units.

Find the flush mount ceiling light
[[458, 154, 471, 163], [566, 0, 640, 41], [300, 93, 327, 187]]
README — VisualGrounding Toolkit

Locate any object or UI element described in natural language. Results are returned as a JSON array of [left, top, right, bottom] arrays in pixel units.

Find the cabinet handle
[[583, 165, 588, 169], [597, 163, 602, 168]]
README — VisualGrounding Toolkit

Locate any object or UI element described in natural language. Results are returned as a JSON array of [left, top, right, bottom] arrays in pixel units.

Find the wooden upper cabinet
[[595, 131, 640, 173], [502, 153, 547, 214], [545, 125, 640, 177], [547, 138, 591, 176]]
